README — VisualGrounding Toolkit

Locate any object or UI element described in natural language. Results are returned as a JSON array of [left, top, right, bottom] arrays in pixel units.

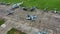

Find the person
[[30, 6, 36, 11]]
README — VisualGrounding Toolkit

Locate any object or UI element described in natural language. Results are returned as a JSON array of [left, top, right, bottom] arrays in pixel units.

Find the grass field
[[7, 28, 26, 34], [0, 0, 60, 11], [0, 19, 5, 25]]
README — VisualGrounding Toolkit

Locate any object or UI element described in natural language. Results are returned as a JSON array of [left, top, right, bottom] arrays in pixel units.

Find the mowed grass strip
[[7, 28, 26, 34], [0, 0, 60, 11], [0, 19, 5, 25]]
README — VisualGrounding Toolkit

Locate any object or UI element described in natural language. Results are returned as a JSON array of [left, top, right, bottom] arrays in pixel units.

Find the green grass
[[0, 19, 5, 25], [7, 28, 26, 34], [0, 0, 60, 11]]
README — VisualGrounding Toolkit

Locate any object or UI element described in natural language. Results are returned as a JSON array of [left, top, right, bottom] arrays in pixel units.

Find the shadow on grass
[[7, 28, 26, 34], [0, 19, 5, 25]]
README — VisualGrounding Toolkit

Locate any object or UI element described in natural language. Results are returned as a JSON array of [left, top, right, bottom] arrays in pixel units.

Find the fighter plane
[[7, 10, 14, 15], [35, 28, 47, 34], [26, 15, 36, 21], [0, 2, 5, 5], [41, 28, 47, 34], [35, 32, 41, 34], [0, 2, 10, 5], [11, 2, 23, 9], [22, 7, 27, 11], [30, 6, 36, 11]]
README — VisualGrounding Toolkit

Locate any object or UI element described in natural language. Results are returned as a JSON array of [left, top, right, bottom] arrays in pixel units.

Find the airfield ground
[[0, 0, 60, 34], [0, 5, 60, 34]]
